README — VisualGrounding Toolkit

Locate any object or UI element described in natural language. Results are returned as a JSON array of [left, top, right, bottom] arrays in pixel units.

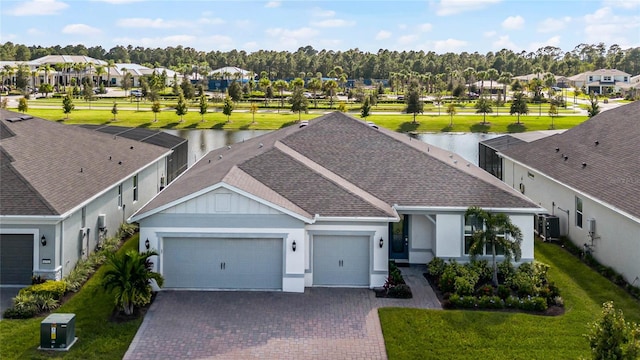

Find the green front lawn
[[380, 240, 640, 359], [0, 235, 143, 360]]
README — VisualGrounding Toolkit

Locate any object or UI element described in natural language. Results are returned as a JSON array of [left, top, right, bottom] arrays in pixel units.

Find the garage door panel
[[0, 234, 34, 285], [163, 238, 282, 290], [313, 235, 369, 287]]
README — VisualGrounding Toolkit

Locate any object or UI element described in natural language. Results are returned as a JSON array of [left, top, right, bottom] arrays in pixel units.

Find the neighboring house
[[207, 66, 253, 91], [130, 112, 542, 293], [0, 110, 186, 285], [513, 73, 570, 88], [111, 64, 180, 88], [489, 101, 640, 285], [568, 69, 631, 94]]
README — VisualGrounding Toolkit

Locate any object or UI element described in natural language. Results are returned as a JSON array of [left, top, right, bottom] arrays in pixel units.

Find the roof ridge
[[274, 140, 396, 217]]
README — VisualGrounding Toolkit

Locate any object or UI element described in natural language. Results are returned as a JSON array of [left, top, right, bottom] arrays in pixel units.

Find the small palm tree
[[465, 207, 523, 286], [102, 250, 163, 316]]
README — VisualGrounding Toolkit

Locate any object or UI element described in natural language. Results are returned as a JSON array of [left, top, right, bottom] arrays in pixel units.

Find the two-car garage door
[[162, 237, 283, 290]]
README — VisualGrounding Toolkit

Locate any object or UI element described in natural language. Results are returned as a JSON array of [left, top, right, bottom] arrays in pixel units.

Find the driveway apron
[[124, 265, 439, 360]]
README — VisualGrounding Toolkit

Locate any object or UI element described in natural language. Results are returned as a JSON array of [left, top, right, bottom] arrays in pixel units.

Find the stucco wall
[[504, 158, 640, 283], [435, 213, 463, 258], [409, 214, 435, 264]]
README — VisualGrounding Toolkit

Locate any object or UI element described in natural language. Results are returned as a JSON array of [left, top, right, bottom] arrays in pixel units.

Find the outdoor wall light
[[41, 235, 47, 246], [292, 240, 297, 252], [379, 237, 384, 248], [144, 238, 150, 250]]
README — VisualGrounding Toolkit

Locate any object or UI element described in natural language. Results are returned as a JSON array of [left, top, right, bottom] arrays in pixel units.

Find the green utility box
[[40, 313, 77, 350]]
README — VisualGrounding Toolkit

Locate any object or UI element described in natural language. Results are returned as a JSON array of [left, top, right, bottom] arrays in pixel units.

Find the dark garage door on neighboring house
[[0, 234, 33, 285], [162, 237, 283, 290], [313, 235, 370, 287]]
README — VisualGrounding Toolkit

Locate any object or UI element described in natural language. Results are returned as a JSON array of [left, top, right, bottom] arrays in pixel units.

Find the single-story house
[[0, 110, 185, 285], [494, 101, 640, 285], [130, 112, 543, 293]]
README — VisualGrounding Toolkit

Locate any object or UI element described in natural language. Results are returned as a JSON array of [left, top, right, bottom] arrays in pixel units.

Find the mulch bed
[[108, 292, 156, 323], [424, 273, 565, 316]]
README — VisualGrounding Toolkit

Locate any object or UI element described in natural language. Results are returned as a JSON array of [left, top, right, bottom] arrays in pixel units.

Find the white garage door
[[0, 234, 34, 285], [162, 237, 282, 290], [313, 235, 370, 287]]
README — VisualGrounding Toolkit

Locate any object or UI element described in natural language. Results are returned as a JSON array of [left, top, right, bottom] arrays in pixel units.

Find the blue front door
[[389, 215, 409, 260]]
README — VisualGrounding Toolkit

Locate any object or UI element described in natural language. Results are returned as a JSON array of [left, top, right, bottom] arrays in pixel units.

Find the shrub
[[116, 223, 138, 240], [498, 259, 515, 283], [454, 276, 475, 296], [439, 267, 457, 294], [20, 280, 67, 300], [478, 295, 504, 309], [3, 305, 37, 319], [497, 285, 511, 299], [387, 284, 413, 299], [469, 260, 492, 284], [519, 296, 548, 312], [427, 257, 446, 279], [505, 296, 520, 309], [553, 296, 564, 307], [476, 284, 494, 297], [586, 301, 640, 359]]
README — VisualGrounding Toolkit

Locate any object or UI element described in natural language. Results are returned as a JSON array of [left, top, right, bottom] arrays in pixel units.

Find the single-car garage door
[[162, 237, 283, 290], [313, 235, 370, 287], [0, 234, 34, 285]]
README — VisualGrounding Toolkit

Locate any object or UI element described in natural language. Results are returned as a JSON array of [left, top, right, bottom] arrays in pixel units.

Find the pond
[[163, 129, 502, 167]]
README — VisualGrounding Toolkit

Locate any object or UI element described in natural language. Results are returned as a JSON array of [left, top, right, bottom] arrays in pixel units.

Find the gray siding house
[[0, 110, 182, 285], [130, 112, 542, 293]]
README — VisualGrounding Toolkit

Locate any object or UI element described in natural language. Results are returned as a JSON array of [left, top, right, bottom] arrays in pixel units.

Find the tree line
[[1, 42, 639, 80]]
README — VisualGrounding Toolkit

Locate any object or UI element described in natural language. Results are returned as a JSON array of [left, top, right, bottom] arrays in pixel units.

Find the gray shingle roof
[[0, 110, 171, 216], [501, 101, 640, 219], [133, 112, 538, 221]]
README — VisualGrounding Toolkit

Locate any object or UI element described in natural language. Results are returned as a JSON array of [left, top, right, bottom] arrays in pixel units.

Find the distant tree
[[175, 91, 188, 122], [259, 76, 271, 106], [62, 93, 74, 119], [446, 103, 457, 127], [121, 70, 132, 96], [289, 87, 308, 121], [249, 102, 258, 124], [434, 92, 443, 116], [39, 83, 53, 98], [151, 100, 161, 122], [180, 77, 195, 100], [475, 96, 492, 125], [587, 92, 600, 117], [405, 79, 423, 123], [17, 97, 28, 113], [337, 101, 347, 112], [510, 91, 529, 124], [360, 95, 371, 119], [82, 82, 93, 105], [222, 95, 234, 122], [198, 94, 208, 122], [227, 81, 242, 102], [307, 77, 322, 108], [586, 301, 640, 360], [548, 103, 558, 129], [324, 79, 338, 108], [111, 102, 118, 121], [273, 79, 288, 111]]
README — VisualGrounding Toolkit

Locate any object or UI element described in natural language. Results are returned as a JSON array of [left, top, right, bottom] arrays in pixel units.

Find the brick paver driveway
[[124, 266, 440, 360]]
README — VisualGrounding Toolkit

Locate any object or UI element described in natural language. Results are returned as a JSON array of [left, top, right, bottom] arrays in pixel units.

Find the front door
[[389, 215, 409, 260]]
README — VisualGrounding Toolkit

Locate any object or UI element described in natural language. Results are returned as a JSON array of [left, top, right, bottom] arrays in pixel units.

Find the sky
[[1, 0, 639, 55]]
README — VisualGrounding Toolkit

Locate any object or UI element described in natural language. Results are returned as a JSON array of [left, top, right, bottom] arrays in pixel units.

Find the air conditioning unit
[[79, 228, 90, 260], [535, 214, 549, 236], [543, 216, 560, 241], [587, 218, 596, 234]]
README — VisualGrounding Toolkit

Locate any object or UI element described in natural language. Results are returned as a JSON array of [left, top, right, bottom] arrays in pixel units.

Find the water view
[[163, 129, 502, 167]]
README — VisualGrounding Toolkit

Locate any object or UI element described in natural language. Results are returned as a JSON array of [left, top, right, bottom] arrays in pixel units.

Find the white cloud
[[62, 23, 102, 35], [583, 7, 640, 47], [397, 24, 408, 30], [398, 34, 419, 45], [602, 0, 640, 9], [310, 19, 355, 28], [433, 38, 468, 53], [265, 1, 281, 8], [113, 35, 196, 48], [312, 7, 335, 17], [92, 0, 144, 4], [197, 17, 225, 25], [484, 30, 496, 37], [116, 18, 183, 28], [435, 0, 502, 16], [502, 15, 524, 30], [265, 27, 318, 49], [527, 36, 562, 52], [492, 35, 518, 51], [537, 17, 571, 33], [7, 0, 68, 16], [375, 30, 392, 40], [27, 28, 44, 36], [418, 23, 433, 32]]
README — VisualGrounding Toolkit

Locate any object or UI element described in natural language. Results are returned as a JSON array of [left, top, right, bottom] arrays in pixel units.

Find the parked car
[[130, 89, 143, 97], [551, 86, 562, 92]]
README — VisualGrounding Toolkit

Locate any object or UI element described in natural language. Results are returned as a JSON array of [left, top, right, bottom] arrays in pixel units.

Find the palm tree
[[273, 79, 288, 112], [38, 64, 53, 86], [323, 79, 338, 108], [463, 67, 476, 95], [102, 249, 163, 316], [446, 103, 456, 127], [464, 206, 523, 286], [106, 59, 115, 87], [307, 77, 322, 108], [95, 66, 106, 87], [498, 72, 512, 104], [476, 70, 488, 96], [487, 68, 499, 100]]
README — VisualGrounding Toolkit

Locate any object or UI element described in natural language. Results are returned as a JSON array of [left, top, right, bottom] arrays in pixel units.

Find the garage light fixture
[[292, 240, 297, 252], [144, 238, 150, 250], [379, 237, 384, 248], [41, 235, 47, 246]]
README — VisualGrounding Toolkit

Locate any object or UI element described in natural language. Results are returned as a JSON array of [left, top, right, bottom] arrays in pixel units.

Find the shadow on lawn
[[161, 122, 180, 129], [507, 123, 527, 133], [397, 121, 419, 133], [470, 123, 491, 133]]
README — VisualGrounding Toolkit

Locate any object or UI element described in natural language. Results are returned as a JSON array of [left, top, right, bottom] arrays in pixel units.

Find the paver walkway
[[124, 265, 440, 360]]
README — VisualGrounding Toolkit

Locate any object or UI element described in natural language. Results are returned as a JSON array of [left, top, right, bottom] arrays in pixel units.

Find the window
[[588, 76, 593, 82], [576, 197, 583, 228], [464, 215, 506, 256], [133, 174, 138, 202], [603, 76, 612, 82], [117, 184, 123, 207]]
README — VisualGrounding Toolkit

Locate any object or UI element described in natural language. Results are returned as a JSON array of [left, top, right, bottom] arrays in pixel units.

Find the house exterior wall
[[435, 213, 463, 258], [503, 158, 640, 283], [409, 214, 435, 264]]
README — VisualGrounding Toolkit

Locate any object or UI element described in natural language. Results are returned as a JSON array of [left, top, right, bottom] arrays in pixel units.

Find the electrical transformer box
[[40, 313, 76, 350]]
